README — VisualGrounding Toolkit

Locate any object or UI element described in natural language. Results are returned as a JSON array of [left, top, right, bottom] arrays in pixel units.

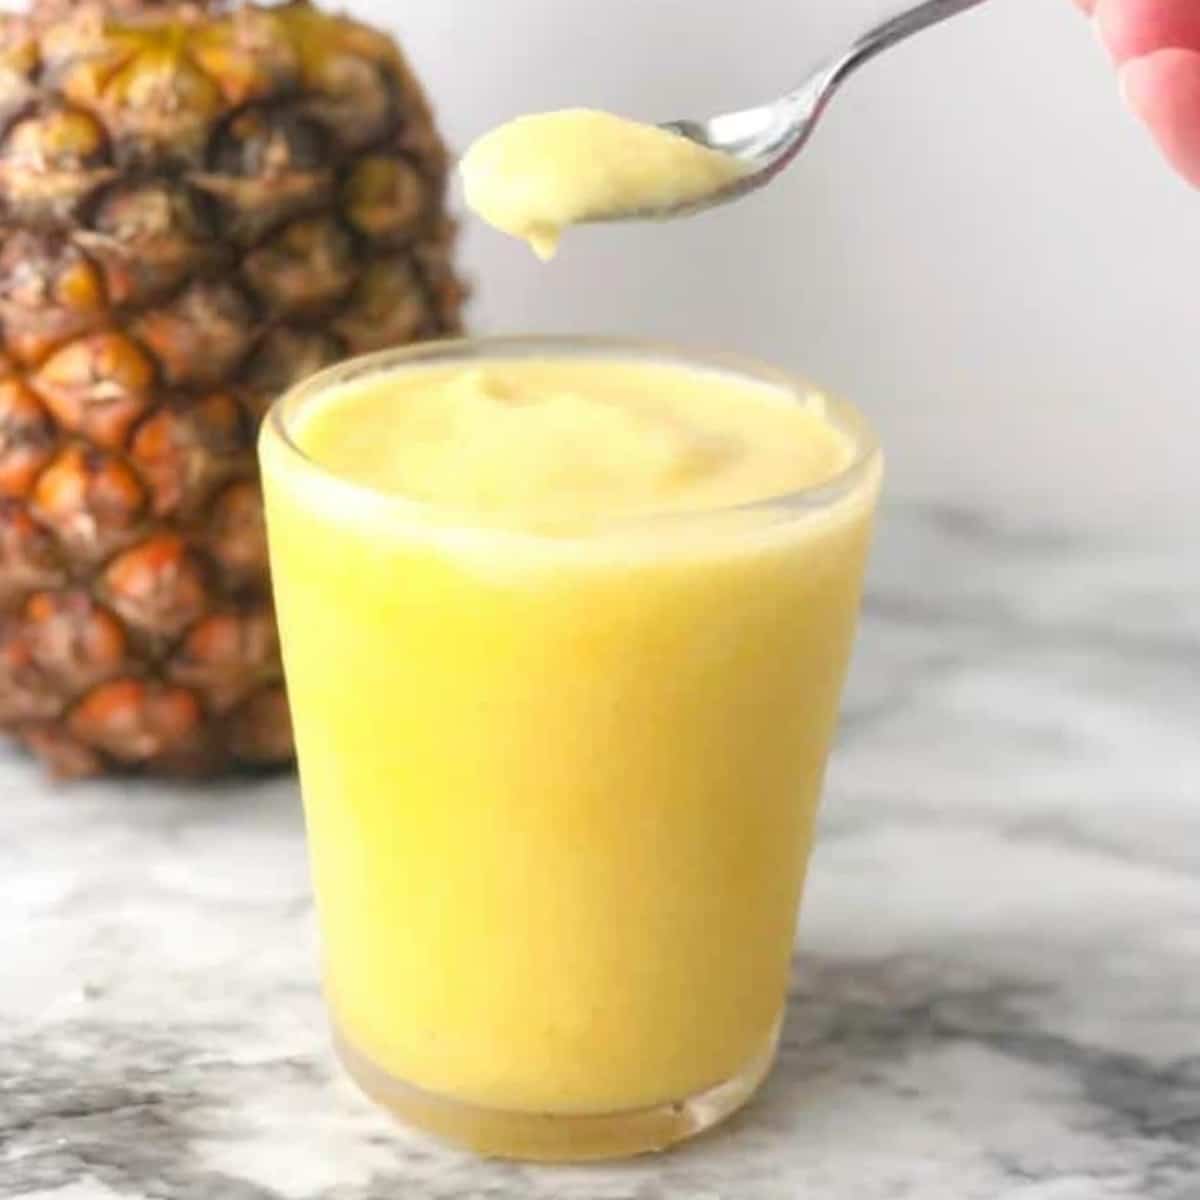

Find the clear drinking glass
[[258, 337, 882, 1161]]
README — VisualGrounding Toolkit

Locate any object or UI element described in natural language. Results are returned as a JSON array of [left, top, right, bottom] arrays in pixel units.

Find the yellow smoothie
[[260, 342, 880, 1154], [460, 109, 746, 258]]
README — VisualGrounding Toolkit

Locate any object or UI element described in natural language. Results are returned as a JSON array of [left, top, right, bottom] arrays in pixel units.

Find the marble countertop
[[2, 502, 1198, 1200]]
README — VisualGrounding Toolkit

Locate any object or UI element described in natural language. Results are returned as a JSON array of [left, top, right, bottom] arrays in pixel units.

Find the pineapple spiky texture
[[0, 0, 465, 777]]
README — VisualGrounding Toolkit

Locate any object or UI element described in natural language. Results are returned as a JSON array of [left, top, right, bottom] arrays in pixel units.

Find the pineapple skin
[[0, 0, 466, 777]]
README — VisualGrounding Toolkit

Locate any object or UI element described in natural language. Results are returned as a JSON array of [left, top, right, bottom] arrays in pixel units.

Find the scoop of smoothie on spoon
[[460, 0, 992, 259], [460, 108, 748, 260]]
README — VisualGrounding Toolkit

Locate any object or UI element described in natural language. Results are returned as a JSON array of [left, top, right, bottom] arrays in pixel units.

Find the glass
[[258, 337, 883, 1161]]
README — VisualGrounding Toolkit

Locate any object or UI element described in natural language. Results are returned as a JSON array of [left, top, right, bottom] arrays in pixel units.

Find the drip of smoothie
[[460, 109, 747, 259]]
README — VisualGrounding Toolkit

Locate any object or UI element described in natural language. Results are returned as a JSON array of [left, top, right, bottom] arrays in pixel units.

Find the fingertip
[[1095, 0, 1200, 64], [1119, 48, 1200, 188]]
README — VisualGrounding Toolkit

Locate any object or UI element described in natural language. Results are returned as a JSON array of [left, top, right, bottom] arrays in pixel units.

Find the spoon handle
[[792, 0, 993, 124], [754, 0, 993, 181], [833, 0, 993, 86]]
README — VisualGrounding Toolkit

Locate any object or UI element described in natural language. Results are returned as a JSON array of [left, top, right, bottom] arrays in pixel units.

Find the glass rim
[[262, 334, 882, 536]]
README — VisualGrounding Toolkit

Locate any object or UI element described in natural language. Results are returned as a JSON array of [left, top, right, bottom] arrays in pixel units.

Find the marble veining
[[2, 502, 1198, 1200]]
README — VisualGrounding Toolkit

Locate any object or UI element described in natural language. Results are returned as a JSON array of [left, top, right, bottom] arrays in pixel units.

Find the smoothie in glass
[[259, 338, 881, 1160]]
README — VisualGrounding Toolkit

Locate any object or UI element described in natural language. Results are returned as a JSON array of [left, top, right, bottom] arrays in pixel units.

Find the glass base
[[333, 1022, 780, 1162]]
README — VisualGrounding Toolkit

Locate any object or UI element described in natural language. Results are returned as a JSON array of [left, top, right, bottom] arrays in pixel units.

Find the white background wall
[[408, 3, 1189, 529]]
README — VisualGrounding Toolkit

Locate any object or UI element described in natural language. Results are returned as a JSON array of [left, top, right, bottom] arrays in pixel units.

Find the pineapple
[[0, 0, 466, 777]]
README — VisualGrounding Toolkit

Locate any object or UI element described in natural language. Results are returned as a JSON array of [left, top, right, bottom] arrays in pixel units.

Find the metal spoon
[[609, 0, 994, 222]]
